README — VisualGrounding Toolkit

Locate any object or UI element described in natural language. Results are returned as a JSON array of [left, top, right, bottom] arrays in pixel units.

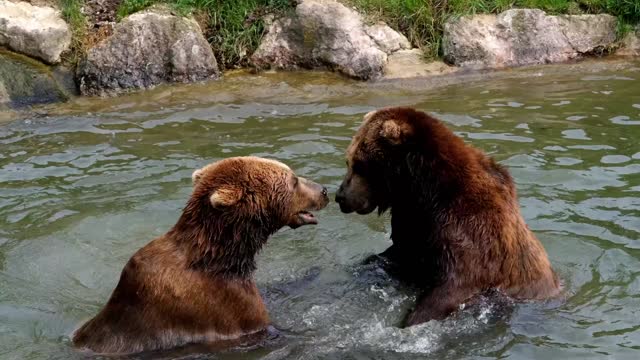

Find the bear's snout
[[287, 178, 329, 229], [335, 184, 352, 213], [334, 175, 376, 215], [300, 177, 329, 208], [335, 184, 346, 204], [308, 180, 329, 210]]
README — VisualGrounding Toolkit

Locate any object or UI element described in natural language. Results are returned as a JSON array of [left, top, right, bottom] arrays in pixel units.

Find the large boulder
[[251, 0, 410, 80], [443, 9, 617, 69], [77, 7, 220, 96], [0, 0, 72, 64], [617, 25, 640, 56]]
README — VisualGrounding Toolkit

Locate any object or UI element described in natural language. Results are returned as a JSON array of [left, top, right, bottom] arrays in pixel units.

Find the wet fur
[[340, 107, 560, 326], [72, 157, 328, 354]]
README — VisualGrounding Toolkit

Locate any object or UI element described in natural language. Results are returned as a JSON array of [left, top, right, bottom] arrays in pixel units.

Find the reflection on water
[[1, 60, 640, 359]]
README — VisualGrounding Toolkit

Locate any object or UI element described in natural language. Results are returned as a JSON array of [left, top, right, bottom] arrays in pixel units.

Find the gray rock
[[617, 25, 640, 56], [364, 23, 411, 54], [555, 14, 616, 54], [77, 7, 220, 96], [0, 1, 72, 64], [443, 9, 617, 69], [251, 16, 309, 70], [252, 0, 409, 80], [0, 49, 69, 108]]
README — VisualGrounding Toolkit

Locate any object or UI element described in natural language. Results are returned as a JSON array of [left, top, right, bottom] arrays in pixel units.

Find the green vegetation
[[117, 0, 159, 19], [57, 0, 639, 69], [347, 0, 640, 59], [116, 0, 294, 69], [58, 0, 87, 65]]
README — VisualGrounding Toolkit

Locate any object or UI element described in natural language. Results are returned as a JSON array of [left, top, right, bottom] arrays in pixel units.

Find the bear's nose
[[335, 185, 345, 204], [321, 187, 328, 197]]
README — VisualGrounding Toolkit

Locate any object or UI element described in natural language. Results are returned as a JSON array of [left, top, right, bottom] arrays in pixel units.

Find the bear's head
[[176, 156, 329, 277], [335, 107, 423, 215], [190, 156, 329, 230]]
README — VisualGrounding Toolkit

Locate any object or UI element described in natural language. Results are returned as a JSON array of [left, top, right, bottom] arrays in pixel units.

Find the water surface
[[1, 60, 640, 359]]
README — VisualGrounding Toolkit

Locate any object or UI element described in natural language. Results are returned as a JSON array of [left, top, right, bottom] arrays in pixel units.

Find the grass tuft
[[59, 0, 87, 66], [116, 0, 158, 19]]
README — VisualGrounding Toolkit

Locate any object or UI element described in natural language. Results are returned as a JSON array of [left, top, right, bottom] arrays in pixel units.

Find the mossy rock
[[0, 50, 74, 109]]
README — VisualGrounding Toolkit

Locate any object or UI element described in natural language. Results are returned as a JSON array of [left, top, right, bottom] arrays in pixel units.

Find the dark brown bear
[[72, 156, 329, 354], [335, 107, 560, 326]]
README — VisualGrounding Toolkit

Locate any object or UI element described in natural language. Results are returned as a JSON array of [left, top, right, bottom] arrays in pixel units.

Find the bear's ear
[[363, 110, 377, 122], [210, 186, 243, 208], [380, 119, 410, 145], [192, 168, 204, 185]]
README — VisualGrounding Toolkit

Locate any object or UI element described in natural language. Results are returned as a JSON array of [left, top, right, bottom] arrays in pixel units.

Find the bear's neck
[[387, 149, 470, 213], [385, 142, 473, 243], [169, 203, 276, 279]]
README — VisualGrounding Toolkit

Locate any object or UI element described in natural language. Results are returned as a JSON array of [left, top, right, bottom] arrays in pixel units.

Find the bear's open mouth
[[296, 211, 317, 225], [288, 210, 319, 228]]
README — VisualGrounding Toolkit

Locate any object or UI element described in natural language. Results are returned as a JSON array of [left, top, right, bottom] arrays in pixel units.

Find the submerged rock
[[0, 0, 72, 64], [77, 7, 220, 96], [617, 25, 640, 56], [0, 50, 72, 108], [443, 9, 617, 69], [251, 0, 410, 80], [384, 49, 457, 80]]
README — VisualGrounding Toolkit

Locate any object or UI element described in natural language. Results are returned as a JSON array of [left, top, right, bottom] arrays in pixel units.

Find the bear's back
[[72, 236, 270, 354]]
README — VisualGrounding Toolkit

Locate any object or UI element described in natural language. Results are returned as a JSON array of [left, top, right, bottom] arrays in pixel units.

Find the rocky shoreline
[[1, 0, 639, 108]]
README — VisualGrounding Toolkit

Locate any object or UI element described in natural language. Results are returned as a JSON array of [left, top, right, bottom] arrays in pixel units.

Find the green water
[[1, 61, 639, 359]]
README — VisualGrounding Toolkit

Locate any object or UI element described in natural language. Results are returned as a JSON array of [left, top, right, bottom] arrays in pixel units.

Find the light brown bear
[[335, 107, 560, 326], [73, 156, 329, 354]]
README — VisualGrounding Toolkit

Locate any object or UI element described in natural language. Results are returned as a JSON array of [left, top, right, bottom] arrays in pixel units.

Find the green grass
[[347, 0, 640, 59], [116, 0, 294, 69], [117, 0, 158, 19], [58, 0, 87, 65]]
